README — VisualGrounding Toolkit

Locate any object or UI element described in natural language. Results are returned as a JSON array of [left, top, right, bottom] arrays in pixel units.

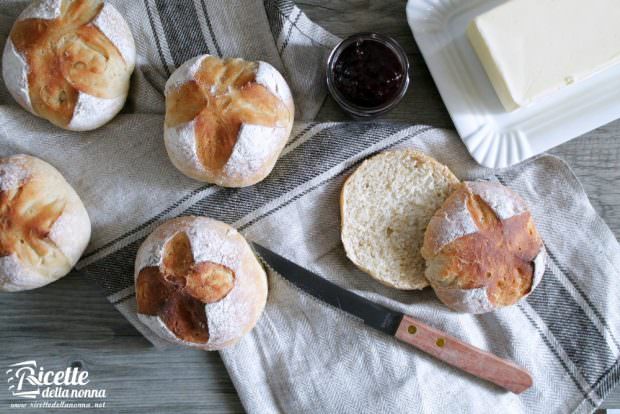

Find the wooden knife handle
[[395, 315, 532, 394]]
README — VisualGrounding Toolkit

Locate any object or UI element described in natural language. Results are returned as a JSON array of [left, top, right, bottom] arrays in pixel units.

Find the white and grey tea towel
[[1, 1, 619, 414]]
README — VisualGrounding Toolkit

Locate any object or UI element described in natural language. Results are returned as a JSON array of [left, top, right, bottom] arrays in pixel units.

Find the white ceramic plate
[[406, 0, 620, 168]]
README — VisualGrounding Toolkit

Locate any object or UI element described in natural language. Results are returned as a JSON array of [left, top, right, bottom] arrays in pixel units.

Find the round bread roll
[[134, 216, 268, 350], [164, 54, 295, 187], [421, 181, 546, 313], [2, 0, 136, 131], [340, 149, 460, 290], [0, 154, 91, 292]]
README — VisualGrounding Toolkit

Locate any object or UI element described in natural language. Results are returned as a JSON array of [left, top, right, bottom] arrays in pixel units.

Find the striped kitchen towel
[[1, 1, 619, 414]]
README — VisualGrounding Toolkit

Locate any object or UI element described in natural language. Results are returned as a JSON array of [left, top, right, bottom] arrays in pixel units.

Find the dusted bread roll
[[0, 155, 91, 292], [2, 0, 136, 131], [164, 55, 295, 187], [421, 181, 546, 313], [134, 216, 268, 350]]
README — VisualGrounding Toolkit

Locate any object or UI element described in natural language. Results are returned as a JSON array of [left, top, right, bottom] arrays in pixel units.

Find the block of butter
[[467, 0, 620, 111]]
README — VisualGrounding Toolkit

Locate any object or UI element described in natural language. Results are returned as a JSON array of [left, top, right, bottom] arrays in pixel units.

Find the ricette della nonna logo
[[6, 360, 106, 409]]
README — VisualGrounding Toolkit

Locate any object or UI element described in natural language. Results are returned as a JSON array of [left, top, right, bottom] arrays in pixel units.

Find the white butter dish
[[406, 0, 620, 168]]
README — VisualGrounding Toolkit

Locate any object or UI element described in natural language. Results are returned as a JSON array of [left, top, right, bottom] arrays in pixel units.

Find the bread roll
[[134, 216, 268, 350], [164, 55, 294, 187], [421, 181, 546, 313], [2, 0, 136, 131], [0, 154, 91, 292], [340, 150, 460, 290]]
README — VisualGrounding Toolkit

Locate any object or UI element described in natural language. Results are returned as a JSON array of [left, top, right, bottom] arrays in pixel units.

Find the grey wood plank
[[0, 1, 618, 412], [0, 271, 245, 414]]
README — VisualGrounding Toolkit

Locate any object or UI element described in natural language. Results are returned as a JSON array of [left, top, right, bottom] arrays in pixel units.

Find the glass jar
[[326, 32, 410, 118]]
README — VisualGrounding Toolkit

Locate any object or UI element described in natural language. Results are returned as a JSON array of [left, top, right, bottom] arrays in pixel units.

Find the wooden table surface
[[1, 1, 619, 412]]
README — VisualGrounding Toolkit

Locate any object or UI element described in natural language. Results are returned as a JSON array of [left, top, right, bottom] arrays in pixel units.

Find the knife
[[252, 243, 533, 394]]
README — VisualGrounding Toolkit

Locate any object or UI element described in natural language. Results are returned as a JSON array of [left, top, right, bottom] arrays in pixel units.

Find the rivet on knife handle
[[395, 315, 533, 394]]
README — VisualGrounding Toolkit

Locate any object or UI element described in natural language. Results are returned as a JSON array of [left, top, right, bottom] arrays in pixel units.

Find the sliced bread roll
[[421, 181, 546, 313], [340, 150, 459, 290]]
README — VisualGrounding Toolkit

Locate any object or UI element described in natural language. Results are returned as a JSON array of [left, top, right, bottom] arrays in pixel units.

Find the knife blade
[[252, 242, 402, 335], [252, 242, 533, 394]]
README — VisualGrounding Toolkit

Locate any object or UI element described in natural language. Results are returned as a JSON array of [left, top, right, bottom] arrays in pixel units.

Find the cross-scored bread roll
[[2, 0, 136, 131], [164, 55, 295, 187], [421, 181, 546, 313], [0, 155, 91, 292], [134, 216, 268, 350]]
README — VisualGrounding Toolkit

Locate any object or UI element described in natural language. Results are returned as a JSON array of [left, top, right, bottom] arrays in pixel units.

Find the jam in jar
[[327, 33, 409, 118]]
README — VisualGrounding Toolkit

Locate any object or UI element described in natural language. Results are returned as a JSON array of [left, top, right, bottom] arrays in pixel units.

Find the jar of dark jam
[[326, 33, 410, 118]]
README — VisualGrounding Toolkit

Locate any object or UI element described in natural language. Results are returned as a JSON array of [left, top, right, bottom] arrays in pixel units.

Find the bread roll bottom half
[[340, 149, 460, 290]]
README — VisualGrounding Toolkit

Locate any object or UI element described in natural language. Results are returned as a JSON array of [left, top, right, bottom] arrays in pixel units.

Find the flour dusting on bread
[[0, 157, 28, 191], [18, 0, 61, 21], [93, 3, 137, 67], [465, 181, 528, 220], [2, 41, 32, 112], [164, 55, 204, 95], [68, 93, 127, 132], [223, 124, 285, 181]]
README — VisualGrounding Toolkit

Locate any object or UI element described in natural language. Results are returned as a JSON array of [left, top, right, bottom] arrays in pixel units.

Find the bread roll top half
[[422, 181, 546, 313]]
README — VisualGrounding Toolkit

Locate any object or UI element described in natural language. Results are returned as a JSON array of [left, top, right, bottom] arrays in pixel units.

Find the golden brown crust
[[164, 81, 206, 128], [135, 231, 236, 344], [0, 168, 68, 271], [9, 0, 129, 128], [423, 182, 544, 310], [185, 262, 235, 304], [136, 267, 214, 343], [159, 289, 211, 343], [135, 266, 173, 315], [161, 231, 194, 280]]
